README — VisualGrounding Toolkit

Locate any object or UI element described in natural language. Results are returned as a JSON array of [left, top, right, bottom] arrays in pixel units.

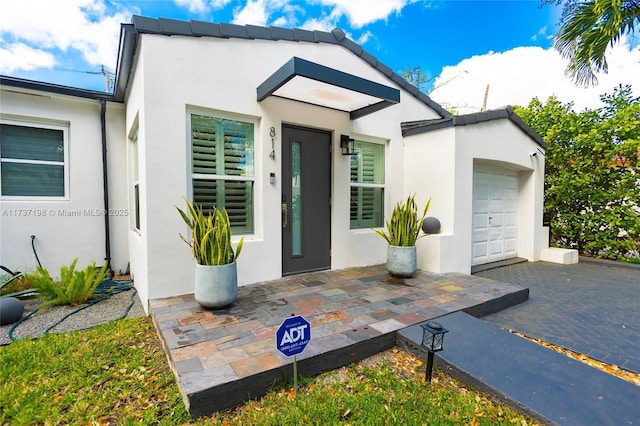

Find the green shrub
[[515, 85, 639, 261], [26, 259, 109, 307], [374, 194, 431, 246]]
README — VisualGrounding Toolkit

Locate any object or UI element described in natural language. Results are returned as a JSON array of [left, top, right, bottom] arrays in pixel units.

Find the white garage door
[[472, 166, 518, 265]]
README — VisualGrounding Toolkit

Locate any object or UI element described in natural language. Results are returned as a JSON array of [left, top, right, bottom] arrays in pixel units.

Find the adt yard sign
[[276, 315, 311, 357]]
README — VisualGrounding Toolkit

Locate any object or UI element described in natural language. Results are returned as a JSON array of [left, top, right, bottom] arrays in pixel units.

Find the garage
[[472, 165, 519, 265]]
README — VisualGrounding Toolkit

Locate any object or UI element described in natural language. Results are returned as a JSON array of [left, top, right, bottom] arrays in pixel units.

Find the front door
[[281, 125, 331, 275]]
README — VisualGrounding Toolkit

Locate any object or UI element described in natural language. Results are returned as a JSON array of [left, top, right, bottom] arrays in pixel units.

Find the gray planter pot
[[387, 245, 417, 278], [194, 262, 238, 308]]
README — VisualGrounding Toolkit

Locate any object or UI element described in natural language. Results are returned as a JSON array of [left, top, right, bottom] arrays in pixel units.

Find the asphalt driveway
[[475, 258, 640, 373]]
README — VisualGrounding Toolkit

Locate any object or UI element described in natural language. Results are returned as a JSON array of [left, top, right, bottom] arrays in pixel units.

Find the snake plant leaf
[[177, 197, 243, 266], [373, 194, 431, 247]]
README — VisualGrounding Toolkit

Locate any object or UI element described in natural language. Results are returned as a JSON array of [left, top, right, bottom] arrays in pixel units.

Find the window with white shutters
[[1, 121, 68, 198], [190, 114, 254, 234], [350, 141, 384, 229]]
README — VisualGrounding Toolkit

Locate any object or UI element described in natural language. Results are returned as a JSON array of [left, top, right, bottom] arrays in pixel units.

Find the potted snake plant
[[177, 198, 244, 308], [374, 194, 431, 277]]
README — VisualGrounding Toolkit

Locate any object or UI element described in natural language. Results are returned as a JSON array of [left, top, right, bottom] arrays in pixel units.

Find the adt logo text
[[276, 315, 311, 357], [280, 324, 308, 345]]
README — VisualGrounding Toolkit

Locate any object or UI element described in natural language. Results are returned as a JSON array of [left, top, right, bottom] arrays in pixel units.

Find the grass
[[1, 317, 539, 425], [0, 318, 187, 424]]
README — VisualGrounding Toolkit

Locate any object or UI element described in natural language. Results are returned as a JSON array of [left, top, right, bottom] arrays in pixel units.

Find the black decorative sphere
[[0, 297, 25, 325], [422, 217, 441, 234]]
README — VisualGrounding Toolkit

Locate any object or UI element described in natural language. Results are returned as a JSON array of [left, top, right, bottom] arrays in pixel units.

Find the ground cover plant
[[0, 316, 539, 425], [25, 258, 110, 307]]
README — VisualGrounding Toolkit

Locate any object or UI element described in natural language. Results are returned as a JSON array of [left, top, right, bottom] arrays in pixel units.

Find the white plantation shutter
[[191, 118, 218, 175], [190, 114, 254, 234], [192, 179, 217, 211], [224, 180, 252, 230], [350, 141, 384, 228]]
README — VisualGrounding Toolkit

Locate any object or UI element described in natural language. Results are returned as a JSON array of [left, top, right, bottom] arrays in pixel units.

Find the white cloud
[[356, 30, 373, 45], [429, 38, 640, 113], [317, 0, 409, 28], [271, 3, 306, 27], [174, 0, 232, 14], [0, 0, 135, 71], [0, 42, 55, 73], [232, 0, 270, 25], [229, 0, 413, 30], [175, 0, 208, 14], [531, 25, 553, 42], [231, 0, 299, 27], [299, 17, 336, 32], [299, 7, 341, 31]]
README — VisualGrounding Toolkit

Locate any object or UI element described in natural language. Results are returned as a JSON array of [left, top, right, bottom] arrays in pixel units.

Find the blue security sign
[[276, 315, 311, 357]]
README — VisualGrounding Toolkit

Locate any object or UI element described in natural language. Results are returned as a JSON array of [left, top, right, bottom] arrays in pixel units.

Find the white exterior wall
[[124, 45, 150, 308], [406, 119, 547, 274], [125, 34, 441, 310], [105, 103, 129, 273], [404, 127, 470, 273], [0, 88, 128, 275], [458, 120, 547, 268]]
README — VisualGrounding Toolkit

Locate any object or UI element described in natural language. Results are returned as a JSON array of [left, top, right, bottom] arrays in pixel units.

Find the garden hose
[[5, 236, 138, 342], [7, 279, 137, 341], [30, 235, 43, 268]]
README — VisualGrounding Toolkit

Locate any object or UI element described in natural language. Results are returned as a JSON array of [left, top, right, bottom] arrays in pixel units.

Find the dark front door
[[281, 125, 331, 275]]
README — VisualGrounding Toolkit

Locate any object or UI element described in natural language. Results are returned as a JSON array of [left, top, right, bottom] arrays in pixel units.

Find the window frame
[[0, 118, 70, 200], [350, 139, 385, 229], [187, 111, 256, 235], [129, 126, 140, 232]]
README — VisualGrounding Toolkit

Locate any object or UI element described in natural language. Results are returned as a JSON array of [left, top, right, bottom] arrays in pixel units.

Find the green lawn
[[0, 317, 538, 425]]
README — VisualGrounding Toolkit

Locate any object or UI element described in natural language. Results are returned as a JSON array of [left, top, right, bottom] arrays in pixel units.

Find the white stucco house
[[0, 16, 549, 313]]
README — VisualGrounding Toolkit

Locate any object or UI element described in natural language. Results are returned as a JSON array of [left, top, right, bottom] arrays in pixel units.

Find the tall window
[[190, 114, 254, 234], [350, 141, 384, 229], [130, 129, 140, 231], [0, 121, 67, 198]]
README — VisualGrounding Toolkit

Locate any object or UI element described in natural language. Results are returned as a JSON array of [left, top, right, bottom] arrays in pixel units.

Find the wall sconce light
[[420, 321, 449, 382], [340, 134, 356, 156]]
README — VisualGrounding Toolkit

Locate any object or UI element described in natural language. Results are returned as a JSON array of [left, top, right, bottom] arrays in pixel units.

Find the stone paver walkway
[[149, 264, 527, 417], [477, 260, 640, 373]]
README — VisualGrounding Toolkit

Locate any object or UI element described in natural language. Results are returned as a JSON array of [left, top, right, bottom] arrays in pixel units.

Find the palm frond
[[554, 0, 639, 87]]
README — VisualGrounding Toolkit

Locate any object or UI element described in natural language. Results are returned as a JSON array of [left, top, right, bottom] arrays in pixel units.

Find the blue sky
[[1, 1, 637, 111]]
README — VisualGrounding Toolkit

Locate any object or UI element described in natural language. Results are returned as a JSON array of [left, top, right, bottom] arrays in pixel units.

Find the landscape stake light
[[420, 321, 449, 382]]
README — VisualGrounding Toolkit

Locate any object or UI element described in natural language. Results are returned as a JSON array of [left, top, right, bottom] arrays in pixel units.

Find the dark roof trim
[[0, 75, 113, 101], [114, 15, 450, 118], [351, 100, 398, 120], [401, 106, 547, 149], [257, 57, 400, 119], [113, 23, 136, 102]]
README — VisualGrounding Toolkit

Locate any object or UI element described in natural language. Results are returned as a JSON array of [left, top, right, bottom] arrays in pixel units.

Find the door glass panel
[[291, 141, 302, 256]]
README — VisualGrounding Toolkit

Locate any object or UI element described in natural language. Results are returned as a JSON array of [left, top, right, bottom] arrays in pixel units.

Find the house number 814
[[269, 127, 276, 159]]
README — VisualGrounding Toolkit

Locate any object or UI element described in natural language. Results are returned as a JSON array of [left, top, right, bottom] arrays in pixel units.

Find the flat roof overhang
[[257, 57, 400, 120]]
